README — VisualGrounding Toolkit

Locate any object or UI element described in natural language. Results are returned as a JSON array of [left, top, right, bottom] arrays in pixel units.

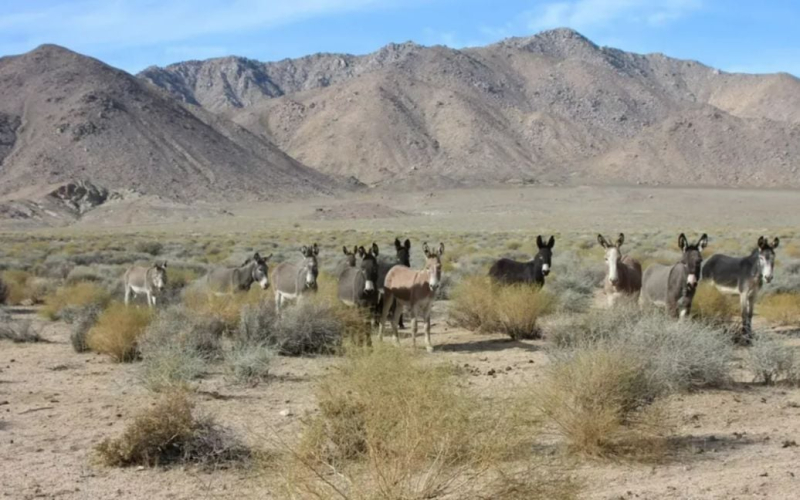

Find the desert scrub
[[548, 251, 603, 314], [535, 347, 671, 459], [0, 274, 7, 304], [40, 282, 111, 321], [138, 306, 224, 391], [692, 282, 738, 325], [546, 307, 734, 392], [96, 391, 250, 468], [758, 293, 800, 326], [1, 270, 51, 305], [0, 314, 44, 343], [271, 299, 347, 355], [70, 305, 102, 353], [225, 342, 274, 385], [286, 345, 576, 500], [450, 277, 555, 339], [747, 333, 798, 385], [182, 287, 266, 330], [87, 303, 154, 362]]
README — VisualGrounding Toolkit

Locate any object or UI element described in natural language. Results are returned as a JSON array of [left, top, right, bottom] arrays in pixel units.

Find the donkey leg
[[391, 301, 402, 346], [410, 316, 418, 348], [378, 292, 393, 343], [274, 292, 282, 317], [424, 309, 433, 353]]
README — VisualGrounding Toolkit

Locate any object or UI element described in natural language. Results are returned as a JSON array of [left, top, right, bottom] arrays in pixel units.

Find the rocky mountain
[[140, 28, 800, 188], [0, 44, 338, 203]]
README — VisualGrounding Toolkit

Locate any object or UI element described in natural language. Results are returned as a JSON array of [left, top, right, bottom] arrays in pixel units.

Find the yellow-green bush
[[87, 303, 154, 362], [692, 282, 738, 325], [40, 282, 111, 320], [759, 293, 800, 326]]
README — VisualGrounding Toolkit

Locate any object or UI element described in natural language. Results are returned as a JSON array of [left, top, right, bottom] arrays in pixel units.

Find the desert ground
[[2, 185, 800, 500]]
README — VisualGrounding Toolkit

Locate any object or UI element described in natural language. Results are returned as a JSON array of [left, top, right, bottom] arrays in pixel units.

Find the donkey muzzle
[[687, 274, 698, 288], [765, 275, 773, 284], [541, 264, 550, 276], [259, 277, 270, 290], [364, 280, 375, 292]]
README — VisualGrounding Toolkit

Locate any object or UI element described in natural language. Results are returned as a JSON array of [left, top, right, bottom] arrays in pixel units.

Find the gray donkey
[[202, 252, 271, 294], [124, 262, 167, 307], [641, 233, 708, 318], [272, 243, 319, 313]]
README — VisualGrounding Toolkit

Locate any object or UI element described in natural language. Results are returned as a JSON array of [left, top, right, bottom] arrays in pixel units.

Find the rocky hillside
[[0, 45, 338, 202], [141, 28, 800, 188]]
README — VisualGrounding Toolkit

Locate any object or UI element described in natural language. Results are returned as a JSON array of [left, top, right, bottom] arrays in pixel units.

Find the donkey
[[702, 236, 780, 337], [488, 235, 555, 287], [338, 243, 380, 311], [124, 262, 167, 307], [377, 238, 412, 328], [379, 242, 444, 352], [203, 252, 271, 294], [272, 243, 319, 313], [598, 233, 642, 306], [641, 233, 708, 318], [334, 246, 359, 276]]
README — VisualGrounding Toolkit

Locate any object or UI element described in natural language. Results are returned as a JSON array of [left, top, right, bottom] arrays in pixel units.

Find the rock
[[279, 409, 294, 417]]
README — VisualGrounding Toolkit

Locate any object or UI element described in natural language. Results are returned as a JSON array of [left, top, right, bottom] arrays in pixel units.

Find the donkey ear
[[404, 239, 411, 250], [300, 245, 308, 255], [547, 236, 555, 249], [343, 246, 349, 255], [678, 233, 688, 251], [536, 235, 544, 248], [757, 236, 766, 249], [597, 234, 607, 248], [313, 243, 319, 256], [254, 252, 261, 261], [438, 242, 445, 256], [264, 253, 272, 261], [372, 242, 379, 256], [395, 238, 402, 251], [772, 237, 780, 249], [698, 234, 708, 249], [162, 261, 168, 268], [423, 242, 431, 257], [357, 246, 366, 258], [616, 233, 624, 248]]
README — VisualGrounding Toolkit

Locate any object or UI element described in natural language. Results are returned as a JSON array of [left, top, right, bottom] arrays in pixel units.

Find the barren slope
[[0, 45, 338, 202]]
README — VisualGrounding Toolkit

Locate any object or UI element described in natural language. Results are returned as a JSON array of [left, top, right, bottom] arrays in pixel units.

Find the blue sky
[[1, 0, 798, 76]]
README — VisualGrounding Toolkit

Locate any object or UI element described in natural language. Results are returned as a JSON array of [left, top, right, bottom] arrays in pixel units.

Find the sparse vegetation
[[285, 345, 576, 499], [692, 282, 738, 325], [747, 333, 798, 385], [1, 270, 51, 305], [450, 277, 555, 339], [758, 293, 800, 326], [0, 315, 44, 343], [70, 305, 101, 353], [96, 391, 250, 468], [225, 343, 274, 385], [87, 303, 154, 362], [41, 282, 111, 321]]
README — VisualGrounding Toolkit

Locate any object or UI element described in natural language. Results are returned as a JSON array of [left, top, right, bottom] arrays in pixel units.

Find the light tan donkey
[[124, 262, 167, 307], [597, 233, 642, 307], [379, 242, 444, 352]]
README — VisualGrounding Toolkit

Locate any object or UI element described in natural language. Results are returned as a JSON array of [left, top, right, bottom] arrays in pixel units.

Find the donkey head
[[536, 235, 555, 276], [151, 261, 168, 291], [598, 233, 624, 285], [756, 236, 780, 283], [250, 252, 272, 290], [423, 242, 445, 289], [678, 233, 708, 288], [394, 237, 411, 267], [357, 242, 380, 292], [300, 243, 320, 289], [343, 245, 358, 268]]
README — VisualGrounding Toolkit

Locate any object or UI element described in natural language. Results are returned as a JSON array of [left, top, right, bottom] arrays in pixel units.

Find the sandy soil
[[2, 301, 800, 500]]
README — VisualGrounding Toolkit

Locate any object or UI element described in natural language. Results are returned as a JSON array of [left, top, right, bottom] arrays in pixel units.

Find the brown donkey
[[598, 233, 642, 306], [379, 242, 444, 352]]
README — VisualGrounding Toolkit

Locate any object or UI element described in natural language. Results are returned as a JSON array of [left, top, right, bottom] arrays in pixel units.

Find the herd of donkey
[[122, 233, 782, 351]]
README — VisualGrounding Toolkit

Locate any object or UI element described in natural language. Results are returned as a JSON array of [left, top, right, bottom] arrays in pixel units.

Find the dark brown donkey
[[598, 233, 642, 306], [641, 233, 708, 318], [488, 235, 554, 287]]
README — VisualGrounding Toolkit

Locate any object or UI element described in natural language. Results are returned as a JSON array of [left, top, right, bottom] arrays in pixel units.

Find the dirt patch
[[306, 202, 410, 221]]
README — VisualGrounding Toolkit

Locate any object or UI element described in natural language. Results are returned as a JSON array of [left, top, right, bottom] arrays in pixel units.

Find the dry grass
[[692, 282, 738, 325], [183, 287, 266, 330], [747, 333, 798, 385], [450, 277, 554, 339], [283, 345, 577, 499], [534, 347, 672, 460], [0, 314, 45, 343], [40, 282, 111, 321], [96, 391, 250, 468], [1, 270, 50, 305], [758, 293, 800, 326], [87, 303, 154, 362]]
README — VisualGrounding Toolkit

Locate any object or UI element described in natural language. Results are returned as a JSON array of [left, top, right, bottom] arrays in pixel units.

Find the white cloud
[[526, 0, 702, 31], [0, 0, 388, 53]]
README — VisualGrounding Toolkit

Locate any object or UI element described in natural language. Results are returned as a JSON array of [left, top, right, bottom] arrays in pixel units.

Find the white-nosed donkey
[[124, 261, 168, 307]]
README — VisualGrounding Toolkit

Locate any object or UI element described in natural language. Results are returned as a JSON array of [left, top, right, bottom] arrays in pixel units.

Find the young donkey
[[641, 233, 708, 318], [272, 243, 319, 313], [377, 238, 412, 328], [338, 243, 380, 312], [488, 235, 555, 286], [379, 242, 444, 352], [124, 261, 167, 307], [598, 233, 642, 306], [703, 236, 779, 338], [203, 252, 271, 294]]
